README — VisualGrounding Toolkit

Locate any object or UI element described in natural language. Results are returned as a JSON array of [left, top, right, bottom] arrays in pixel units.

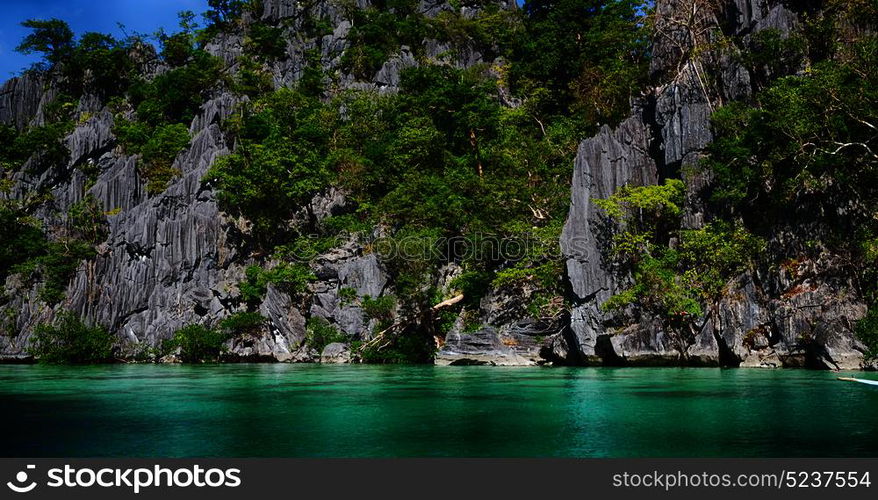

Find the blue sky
[[0, 0, 210, 82]]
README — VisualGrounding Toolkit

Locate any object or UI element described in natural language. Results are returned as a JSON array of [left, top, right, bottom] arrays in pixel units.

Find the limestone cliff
[[0, 0, 516, 362], [556, 0, 870, 370], [0, 0, 870, 369]]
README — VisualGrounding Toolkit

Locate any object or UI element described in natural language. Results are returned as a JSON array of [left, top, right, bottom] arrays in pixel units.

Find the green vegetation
[[0, 203, 48, 279], [199, 0, 651, 361], [13, 14, 224, 193], [67, 32, 137, 97], [856, 309, 878, 362], [244, 23, 287, 61], [163, 324, 229, 363], [117, 16, 223, 191], [0, 120, 74, 172], [209, 64, 580, 308], [206, 88, 334, 236], [203, 0, 247, 31], [14, 18, 74, 66], [595, 180, 763, 349], [305, 317, 347, 352], [578, 2, 878, 360], [239, 263, 316, 308], [162, 312, 268, 362], [128, 51, 224, 125], [509, 0, 649, 130], [219, 311, 266, 336], [338, 287, 358, 305], [595, 180, 698, 319], [361, 295, 396, 328], [28, 312, 115, 364], [0, 195, 107, 305], [21, 240, 96, 304], [340, 0, 429, 79], [115, 121, 191, 194], [703, 21, 878, 349], [7, 1, 655, 363], [357, 328, 436, 364]]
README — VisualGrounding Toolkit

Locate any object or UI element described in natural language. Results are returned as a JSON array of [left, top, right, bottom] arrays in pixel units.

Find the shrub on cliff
[[0, 203, 47, 278], [856, 309, 878, 362], [163, 324, 229, 363], [0, 198, 104, 305], [361, 295, 396, 329], [239, 263, 316, 309], [595, 180, 763, 355], [28, 313, 115, 364], [206, 88, 334, 238], [340, 0, 427, 79], [219, 312, 266, 337], [304, 317, 347, 352]]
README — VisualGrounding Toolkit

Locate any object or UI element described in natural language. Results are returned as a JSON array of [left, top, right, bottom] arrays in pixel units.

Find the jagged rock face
[[436, 317, 557, 366], [555, 0, 869, 369], [0, 72, 45, 130], [1, 0, 866, 369], [1, 0, 514, 362], [558, 106, 658, 362], [712, 256, 867, 370], [309, 243, 390, 339], [435, 262, 564, 366], [260, 0, 498, 90], [0, 87, 367, 360], [0, 92, 274, 358], [73, 96, 237, 344]]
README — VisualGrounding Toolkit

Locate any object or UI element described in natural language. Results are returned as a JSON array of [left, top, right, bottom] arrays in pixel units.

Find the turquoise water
[[1, 364, 877, 457]]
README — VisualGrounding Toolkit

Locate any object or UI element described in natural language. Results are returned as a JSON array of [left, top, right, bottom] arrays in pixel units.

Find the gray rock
[[374, 48, 418, 89], [66, 110, 114, 167], [320, 342, 351, 363], [260, 0, 300, 21], [655, 64, 713, 168], [559, 106, 658, 362], [551, 0, 862, 369], [437, 319, 542, 366], [0, 72, 44, 129], [306, 242, 390, 339], [258, 283, 307, 351], [0, 92, 247, 356], [289, 346, 320, 363]]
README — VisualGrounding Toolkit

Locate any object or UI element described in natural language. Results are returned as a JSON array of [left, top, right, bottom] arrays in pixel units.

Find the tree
[[15, 18, 74, 65], [206, 88, 334, 237], [66, 195, 108, 245], [595, 180, 699, 355], [157, 11, 199, 66], [28, 312, 115, 364], [163, 324, 229, 363], [705, 36, 878, 243], [856, 308, 878, 362], [0, 202, 47, 278], [203, 0, 245, 27], [68, 32, 134, 97], [509, 0, 650, 128]]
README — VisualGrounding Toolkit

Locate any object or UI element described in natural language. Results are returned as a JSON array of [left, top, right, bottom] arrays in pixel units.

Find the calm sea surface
[[1, 364, 876, 457]]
